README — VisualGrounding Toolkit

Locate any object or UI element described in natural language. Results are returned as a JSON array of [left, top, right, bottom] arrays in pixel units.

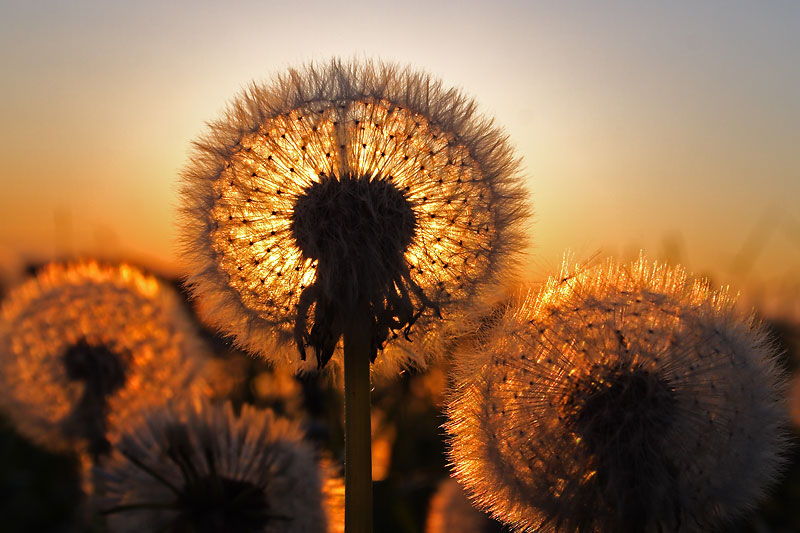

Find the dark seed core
[[569, 366, 676, 447], [164, 424, 277, 532], [177, 475, 273, 533], [290, 174, 440, 368], [563, 365, 678, 531], [61, 339, 127, 459], [290, 173, 416, 268]]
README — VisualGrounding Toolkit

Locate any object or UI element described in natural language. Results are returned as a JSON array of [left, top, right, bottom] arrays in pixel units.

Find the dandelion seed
[[0, 262, 207, 460], [179, 58, 528, 375], [446, 257, 787, 532], [94, 399, 344, 533]]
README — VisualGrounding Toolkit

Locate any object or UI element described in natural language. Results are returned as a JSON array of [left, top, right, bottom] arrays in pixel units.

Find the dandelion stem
[[343, 306, 373, 533]]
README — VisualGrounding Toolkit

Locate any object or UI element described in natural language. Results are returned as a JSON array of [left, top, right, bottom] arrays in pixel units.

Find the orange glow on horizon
[[1, 2, 798, 301]]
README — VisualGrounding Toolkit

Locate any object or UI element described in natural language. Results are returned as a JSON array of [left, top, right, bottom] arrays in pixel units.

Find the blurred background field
[[0, 265, 799, 532]]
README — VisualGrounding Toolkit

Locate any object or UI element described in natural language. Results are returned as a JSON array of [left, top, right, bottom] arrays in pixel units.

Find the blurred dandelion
[[251, 363, 305, 417], [446, 257, 787, 532], [321, 457, 346, 533], [94, 399, 344, 533], [0, 262, 207, 461], [179, 58, 528, 375], [425, 478, 505, 533], [201, 350, 252, 401], [369, 408, 396, 482]]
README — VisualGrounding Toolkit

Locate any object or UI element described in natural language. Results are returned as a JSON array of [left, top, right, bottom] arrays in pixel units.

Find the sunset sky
[[1, 1, 798, 296]]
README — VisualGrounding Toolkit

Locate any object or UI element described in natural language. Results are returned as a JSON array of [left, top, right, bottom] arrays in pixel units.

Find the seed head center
[[564, 366, 678, 529], [62, 339, 127, 458], [177, 475, 273, 532], [163, 424, 276, 532], [290, 173, 416, 267], [289, 173, 436, 367], [567, 366, 676, 452]]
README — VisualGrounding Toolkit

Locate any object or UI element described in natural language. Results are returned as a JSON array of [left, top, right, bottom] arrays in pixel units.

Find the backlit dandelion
[[446, 257, 787, 532], [180, 58, 528, 375], [94, 399, 344, 533], [180, 58, 529, 531], [0, 262, 207, 460]]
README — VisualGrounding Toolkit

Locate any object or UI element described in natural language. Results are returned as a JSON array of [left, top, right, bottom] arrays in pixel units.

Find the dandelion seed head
[[180, 58, 529, 375], [446, 256, 787, 532], [0, 262, 207, 459], [94, 399, 343, 533]]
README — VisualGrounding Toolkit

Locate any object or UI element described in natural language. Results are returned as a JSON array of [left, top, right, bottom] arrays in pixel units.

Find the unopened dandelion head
[[94, 399, 343, 533], [446, 257, 787, 532], [180, 58, 528, 375], [0, 262, 207, 459]]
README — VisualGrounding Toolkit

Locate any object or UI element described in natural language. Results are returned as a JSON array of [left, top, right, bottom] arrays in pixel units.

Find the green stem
[[343, 308, 373, 533]]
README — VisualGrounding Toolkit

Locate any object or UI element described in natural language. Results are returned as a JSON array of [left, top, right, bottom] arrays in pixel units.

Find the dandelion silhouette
[[0, 262, 207, 461], [180, 58, 529, 531], [446, 257, 787, 533], [94, 399, 344, 533]]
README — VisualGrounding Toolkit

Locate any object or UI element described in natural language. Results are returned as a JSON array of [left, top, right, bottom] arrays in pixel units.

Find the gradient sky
[[1, 1, 798, 294]]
